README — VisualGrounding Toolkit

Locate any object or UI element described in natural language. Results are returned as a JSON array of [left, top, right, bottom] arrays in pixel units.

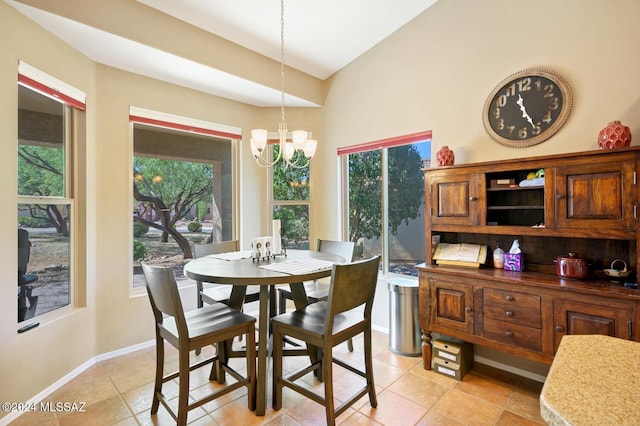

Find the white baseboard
[[372, 324, 389, 334], [95, 339, 155, 362], [0, 340, 155, 426]]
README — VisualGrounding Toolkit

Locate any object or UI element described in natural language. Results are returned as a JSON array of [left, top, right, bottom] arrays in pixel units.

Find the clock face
[[483, 69, 573, 147]]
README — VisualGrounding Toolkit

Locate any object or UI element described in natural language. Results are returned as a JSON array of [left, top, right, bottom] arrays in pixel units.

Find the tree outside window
[[271, 145, 310, 249], [344, 139, 430, 275], [132, 124, 233, 287]]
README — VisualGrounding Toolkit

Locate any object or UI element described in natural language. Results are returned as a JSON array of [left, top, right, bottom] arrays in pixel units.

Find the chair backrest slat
[[141, 263, 184, 321], [317, 239, 355, 264], [193, 240, 239, 259], [325, 256, 380, 325]]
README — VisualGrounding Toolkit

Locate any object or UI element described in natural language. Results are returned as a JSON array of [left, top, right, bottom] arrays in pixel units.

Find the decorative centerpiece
[[598, 121, 632, 150], [436, 145, 455, 166]]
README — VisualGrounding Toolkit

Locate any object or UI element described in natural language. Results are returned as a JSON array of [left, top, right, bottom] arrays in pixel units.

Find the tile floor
[[9, 330, 544, 425]]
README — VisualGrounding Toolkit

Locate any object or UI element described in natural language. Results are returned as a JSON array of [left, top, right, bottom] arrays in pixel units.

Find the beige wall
[[0, 2, 98, 410], [2, 0, 640, 416], [323, 0, 640, 163]]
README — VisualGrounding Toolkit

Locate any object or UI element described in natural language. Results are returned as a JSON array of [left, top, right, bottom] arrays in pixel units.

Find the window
[[340, 131, 431, 275], [17, 63, 85, 323], [130, 109, 238, 288], [270, 145, 311, 250]]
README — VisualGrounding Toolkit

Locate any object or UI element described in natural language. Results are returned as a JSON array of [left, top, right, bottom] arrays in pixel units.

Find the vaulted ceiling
[[8, 0, 438, 107]]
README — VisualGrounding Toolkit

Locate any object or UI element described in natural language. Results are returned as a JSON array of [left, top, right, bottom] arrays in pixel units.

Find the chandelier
[[250, 0, 317, 168]]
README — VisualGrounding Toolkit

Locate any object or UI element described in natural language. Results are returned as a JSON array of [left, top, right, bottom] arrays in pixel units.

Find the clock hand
[[516, 94, 535, 129]]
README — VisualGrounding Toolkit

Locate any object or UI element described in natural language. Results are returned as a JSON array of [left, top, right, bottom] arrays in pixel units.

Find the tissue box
[[503, 253, 523, 271]]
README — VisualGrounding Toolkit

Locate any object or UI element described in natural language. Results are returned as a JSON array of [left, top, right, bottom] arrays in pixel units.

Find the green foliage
[[387, 144, 425, 233], [272, 146, 310, 201], [18, 215, 50, 228], [274, 205, 309, 247], [133, 240, 147, 260], [187, 220, 202, 232], [133, 222, 149, 237], [348, 145, 424, 243], [271, 145, 311, 248], [133, 157, 215, 256], [349, 150, 382, 241], [18, 145, 64, 197], [133, 157, 213, 206]]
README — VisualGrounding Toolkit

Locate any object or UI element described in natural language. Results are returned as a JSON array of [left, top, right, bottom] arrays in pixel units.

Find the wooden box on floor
[[431, 337, 473, 380]]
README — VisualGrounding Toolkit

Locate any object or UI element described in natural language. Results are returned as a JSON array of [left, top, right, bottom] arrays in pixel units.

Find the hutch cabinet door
[[429, 277, 474, 334], [428, 173, 481, 226], [553, 298, 634, 351], [554, 160, 636, 230]]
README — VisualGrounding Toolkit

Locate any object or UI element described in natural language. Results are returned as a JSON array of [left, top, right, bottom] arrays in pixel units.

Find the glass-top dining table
[[183, 249, 346, 416]]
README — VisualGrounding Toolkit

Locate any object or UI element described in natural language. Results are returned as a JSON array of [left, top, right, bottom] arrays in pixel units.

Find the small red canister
[[555, 252, 589, 279]]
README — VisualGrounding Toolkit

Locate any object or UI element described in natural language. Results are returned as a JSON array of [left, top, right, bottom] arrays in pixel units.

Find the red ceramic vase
[[436, 145, 455, 166], [598, 121, 632, 150]]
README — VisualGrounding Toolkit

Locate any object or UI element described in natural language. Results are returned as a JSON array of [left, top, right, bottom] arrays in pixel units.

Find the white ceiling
[[8, 0, 438, 107]]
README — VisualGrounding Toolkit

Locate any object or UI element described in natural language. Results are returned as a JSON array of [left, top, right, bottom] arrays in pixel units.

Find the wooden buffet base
[[417, 264, 640, 369]]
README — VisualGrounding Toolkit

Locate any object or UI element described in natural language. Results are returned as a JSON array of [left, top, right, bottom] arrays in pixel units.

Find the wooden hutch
[[417, 147, 640, 369]]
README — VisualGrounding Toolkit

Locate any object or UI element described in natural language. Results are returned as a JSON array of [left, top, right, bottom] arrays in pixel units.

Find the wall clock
[[483, 68, 573, 148]]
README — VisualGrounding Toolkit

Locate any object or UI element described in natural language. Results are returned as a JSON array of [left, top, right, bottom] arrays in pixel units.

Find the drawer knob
[[469, 196, 477, 201], [465, 307, 472, 313], [505, 331, 513, 337], [555, 325, 564, 332], [505, 295, 514, 302], [505, 311, 514, 317]]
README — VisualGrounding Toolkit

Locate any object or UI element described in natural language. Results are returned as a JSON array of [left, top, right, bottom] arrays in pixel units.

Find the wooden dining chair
[[141, 263, 256, 425], [194, 240, 261, 308], [276, 239, 356, 350], [193, 240, 261, 354], [271, 255, 380, 426]]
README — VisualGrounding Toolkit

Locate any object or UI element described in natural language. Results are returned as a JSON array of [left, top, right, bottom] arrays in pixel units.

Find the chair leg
[[364, 329, 377, 408], [278, 290, 287, 314], [347, 338, 354, 352], [151, 336, 164, 414], [323, 349, 336, 426], [245, 324, 257, 411], [272, 325, 283, 410], [177, 348, 190, 425], [216, 341, 230, 384], [195, 280, 204, 356]]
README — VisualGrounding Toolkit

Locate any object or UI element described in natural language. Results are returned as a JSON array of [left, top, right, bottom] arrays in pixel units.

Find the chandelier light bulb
[[303, 139, 317, 158], [291, 130, 308, 151], [251, 129, 268, 151], [283, 141, 295, 161]]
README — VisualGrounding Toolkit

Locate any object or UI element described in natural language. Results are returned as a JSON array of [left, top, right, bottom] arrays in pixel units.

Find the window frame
[[268, 145, 312, 250], [339, 131, 431, 275], [17, 62, 86, 323], [129, 107, 241, 292]]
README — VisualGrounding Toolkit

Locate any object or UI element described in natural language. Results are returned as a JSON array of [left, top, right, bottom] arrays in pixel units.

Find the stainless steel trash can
[[388, 277, 421, 356]]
